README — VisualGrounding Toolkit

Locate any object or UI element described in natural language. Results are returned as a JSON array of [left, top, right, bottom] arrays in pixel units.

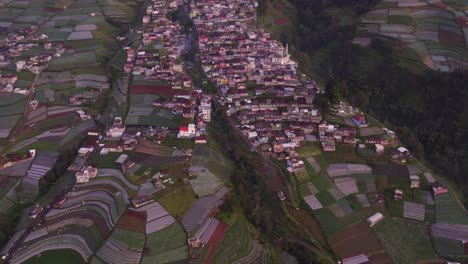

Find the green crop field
[[213, 219, 253, 263], [305, 162, 332, 191], [0, 95, 26, 116], [112, 228, 145, 249], [141, 222, 188, 264], [144, 222, 187, 254], [322, 144, 367, 164], [434, 193, 468, 225], [142, 246, 188, 264], [314, 206, 374, 240], [0, 115, 20, 130], [48, 51, 98, 71], [91, 152, 124, 170], [296, 142, 321, 157], [23, 249, 85, 264], [373, 218, 436, 264], [316, 190, 336, 207], [157, 184, 196, 219], [388, 15, 414, 25]]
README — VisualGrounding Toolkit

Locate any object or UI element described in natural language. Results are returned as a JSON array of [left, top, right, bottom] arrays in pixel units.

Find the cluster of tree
[[260, 0, 379, 53], [39, 135, 85, 195], [209, 103, 337, 263], [260, 0, 468, 205]]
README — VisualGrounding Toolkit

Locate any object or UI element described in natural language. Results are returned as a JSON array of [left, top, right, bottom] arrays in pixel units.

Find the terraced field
[[434, 192, 468, 224], [373, 218, 436, 264], [359, 0, 468, 72], [213, 219, 253, 263], [96, 228, 144, 264], [191, 144, 233, 183], [0, 178, 20, 216], [141, 222, 188, 264]]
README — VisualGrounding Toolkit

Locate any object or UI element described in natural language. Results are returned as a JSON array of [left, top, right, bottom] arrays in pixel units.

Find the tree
[[324, 79, 341, 106]]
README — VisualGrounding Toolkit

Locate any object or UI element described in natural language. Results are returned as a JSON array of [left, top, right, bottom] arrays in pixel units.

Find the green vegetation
[[142, 222, 188, 264], [156, 184, 196, 219], [91, 152, 127, 170], [112, 228, 145, 249], [373, 218, 436, 264], [322, 144, 367, 164], [210, 104, 337, 263], [23, 249, 85, 264], [314, 206, 374, 240], [259, 0, 468, 207], [213, 219, 253, 263], [435, 193, 468, 225], [345, 195, 364, 211], [316, 191, 335, 207], [296, 142, 321, 157], [388, 15, 413, 25]]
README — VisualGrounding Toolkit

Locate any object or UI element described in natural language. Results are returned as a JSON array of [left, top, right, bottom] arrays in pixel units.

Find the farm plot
[[372, 164, 410, 185], [157, 184, 197, 219], [11, 234, 94, 264], [0, 93, 26, 116], [141, 222, 188, 264], [334, 178, 359, 196], [0, 114, 20, 138], [191, 144, 232, 183], [403, 201, 426, 221], [126, 104, 181, 129], [213, 219, 252, 264], [0, 178, 20, 216], [181, 187, 229, 233], [313, 206, 374, 240], [23, 249, 84, 264], [373, 218, 436, 264], [233, 239, 272, 264], [0, 159, 31, 176], [116, 209, 146, 233], [431, 223, 468, 256], [96, 228, 144, 264], [326, 163, 372, 178], [97, 168, 139, 191], [20, 152, 58, 203], [359, 127, 384, 137], [303, 194, 323, 210], [434, 193, 468, 224], [331, 221, 387, 260], [48, 51, 98, 71], [189, 166, 224, 197], [134, 139, 173, 156], [134, 201, 175, 234]]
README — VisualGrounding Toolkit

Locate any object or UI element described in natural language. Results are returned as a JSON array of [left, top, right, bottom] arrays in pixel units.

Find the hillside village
[[0, 0, 466, 263]]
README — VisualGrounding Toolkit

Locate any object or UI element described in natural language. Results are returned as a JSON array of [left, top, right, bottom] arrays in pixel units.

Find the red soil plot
[[331, 221, 385, 259], [205, 222, 229, 264], [274, 18, 289, 26], [439, 30, 465, 46], [456, 16, 468, 28], [369, 252, 393, 264], [265, 176, 286, 192], [116, 209, 147, 233]]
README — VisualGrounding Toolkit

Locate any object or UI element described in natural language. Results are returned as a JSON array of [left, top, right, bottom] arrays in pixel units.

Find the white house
[[367, 213, 384, 227], [75, 166, 98, 183]]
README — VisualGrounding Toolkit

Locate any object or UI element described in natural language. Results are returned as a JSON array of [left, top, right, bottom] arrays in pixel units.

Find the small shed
[[375, 144, 384, 155], [115, 154, 129, 164], [367, 213, 384, 227], [410, 175, 420, 188]]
